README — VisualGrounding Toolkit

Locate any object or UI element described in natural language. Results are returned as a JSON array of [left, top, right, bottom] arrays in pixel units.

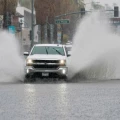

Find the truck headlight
[[59, 60, 66, 65], [26, 59, 33, 65]]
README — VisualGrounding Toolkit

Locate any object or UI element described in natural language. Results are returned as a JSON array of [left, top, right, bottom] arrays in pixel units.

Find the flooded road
[[0, 79, 120, 120]]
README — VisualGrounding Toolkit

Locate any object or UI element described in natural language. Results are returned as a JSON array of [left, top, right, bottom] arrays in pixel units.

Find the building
[[16, 5, 38, 51], [84, 0, 93, 11]]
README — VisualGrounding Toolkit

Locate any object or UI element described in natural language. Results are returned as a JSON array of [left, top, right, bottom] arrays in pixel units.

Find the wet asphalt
[[0, 79, 120, 120]]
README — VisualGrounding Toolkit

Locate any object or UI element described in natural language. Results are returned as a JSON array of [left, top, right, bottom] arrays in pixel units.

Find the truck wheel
[[64, 77, 69, 82], [60, 76, 69, 82], [24, 78, 29, 83], [24, 75, 36, 83]]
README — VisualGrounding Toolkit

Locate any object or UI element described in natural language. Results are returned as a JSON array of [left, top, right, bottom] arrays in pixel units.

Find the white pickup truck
[[24, 44, 70, 82]]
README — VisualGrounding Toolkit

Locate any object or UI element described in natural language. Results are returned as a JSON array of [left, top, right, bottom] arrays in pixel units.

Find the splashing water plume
[[69, 12, 120, 80], [0, 32, 24, 82]]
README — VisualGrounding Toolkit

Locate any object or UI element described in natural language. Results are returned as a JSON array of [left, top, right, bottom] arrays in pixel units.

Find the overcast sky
[[95, 0, 120, 7]]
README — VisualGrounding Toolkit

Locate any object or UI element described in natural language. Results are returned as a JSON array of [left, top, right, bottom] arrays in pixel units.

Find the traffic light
[[114, 6, 119, 17], [81, 8, 86, 16], [8, 13, 11, 26]]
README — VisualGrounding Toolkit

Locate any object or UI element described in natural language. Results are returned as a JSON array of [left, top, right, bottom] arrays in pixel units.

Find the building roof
[[15, 12, 24, 18], [16, 6, 36, 16]]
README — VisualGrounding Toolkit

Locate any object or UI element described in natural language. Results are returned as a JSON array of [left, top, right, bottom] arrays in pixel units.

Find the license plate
[[42, 73, 49, 77]]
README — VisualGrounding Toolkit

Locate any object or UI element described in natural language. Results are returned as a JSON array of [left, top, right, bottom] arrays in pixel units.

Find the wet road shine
[[0, 80, 120, 120]]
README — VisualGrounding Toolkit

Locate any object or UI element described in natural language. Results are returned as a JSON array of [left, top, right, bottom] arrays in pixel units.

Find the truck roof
[[34, 44, 64, 47]]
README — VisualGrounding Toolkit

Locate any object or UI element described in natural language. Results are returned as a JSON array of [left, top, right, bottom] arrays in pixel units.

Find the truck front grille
[[33, 60, 59, 63], [33, 65, 59, 69], [32, 60, 59, 69]]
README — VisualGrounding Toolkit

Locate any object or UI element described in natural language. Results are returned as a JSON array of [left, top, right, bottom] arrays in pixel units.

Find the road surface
[[0, 79, 120, 120]]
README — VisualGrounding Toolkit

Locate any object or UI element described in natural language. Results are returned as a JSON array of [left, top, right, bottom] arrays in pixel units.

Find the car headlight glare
[[59, 60, 66, 65], [26, 59, 33, 65]]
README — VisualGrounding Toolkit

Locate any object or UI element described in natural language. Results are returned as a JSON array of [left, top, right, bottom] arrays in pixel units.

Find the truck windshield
[[31, 46, 65, 56]]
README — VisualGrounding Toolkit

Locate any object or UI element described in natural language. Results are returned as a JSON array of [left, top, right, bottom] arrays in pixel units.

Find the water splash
[[0, 31, 24, 82], [68, 11, 120, 80]]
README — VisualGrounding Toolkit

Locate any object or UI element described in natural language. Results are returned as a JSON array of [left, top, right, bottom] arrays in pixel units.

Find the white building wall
[[16, 6, 36, 51], [84, 0, 93, 11]]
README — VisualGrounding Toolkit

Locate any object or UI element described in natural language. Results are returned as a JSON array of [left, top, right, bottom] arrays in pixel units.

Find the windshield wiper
[[45, 47, 48, 54], [52, 48, 63, 56]]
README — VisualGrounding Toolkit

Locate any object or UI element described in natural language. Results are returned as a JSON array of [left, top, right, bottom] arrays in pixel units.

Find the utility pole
[[20, 19, 23, 48], [38, 25, 41, 43], [3, 0, 12, 29], [50, 24, 54, 43], [4, 0, 7, 14], [31, 0, 34, 48], [44, 16, 48, 43], [3, 0, 7, 29]]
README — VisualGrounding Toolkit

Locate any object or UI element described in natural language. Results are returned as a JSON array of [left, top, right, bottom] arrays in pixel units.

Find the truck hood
[[27, 54, 66, 60]]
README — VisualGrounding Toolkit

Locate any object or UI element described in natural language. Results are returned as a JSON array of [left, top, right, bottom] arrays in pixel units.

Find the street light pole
[[20, 20, 23, 49], [4, 0, 7, 14], [31, 0, 34, 48], [3, 0, 7, 29]]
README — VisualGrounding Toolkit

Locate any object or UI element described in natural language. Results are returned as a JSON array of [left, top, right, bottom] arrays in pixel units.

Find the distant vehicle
[[23, 44, 70, 82], [65, 44, 72, 56], [66, 41, 72, 45]]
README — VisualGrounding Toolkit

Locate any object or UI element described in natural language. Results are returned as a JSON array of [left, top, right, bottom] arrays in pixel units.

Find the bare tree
[[0, 0, 18, 15], [19, 0, 31, 9], [34, 0, 84, 24]]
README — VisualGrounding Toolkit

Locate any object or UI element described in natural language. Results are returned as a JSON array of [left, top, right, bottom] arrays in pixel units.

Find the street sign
[[55, 19, 70, 24], [8, 26, 16, 34]]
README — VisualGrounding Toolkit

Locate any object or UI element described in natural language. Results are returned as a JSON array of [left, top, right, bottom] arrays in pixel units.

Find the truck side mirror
[[67, 54, 71, 57], [24, 52, 29, 56]]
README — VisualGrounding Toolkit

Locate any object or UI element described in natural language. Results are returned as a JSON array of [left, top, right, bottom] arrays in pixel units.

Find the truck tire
[[24, 75, 36, 83], [59, 76, 68, 82], [64, 77, 69, 82]]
